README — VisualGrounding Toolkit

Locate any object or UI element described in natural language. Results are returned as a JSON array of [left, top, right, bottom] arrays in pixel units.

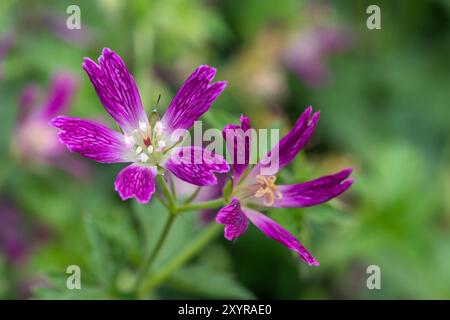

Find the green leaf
[[33, 269, 105, 300], [167, 264, 255, 299]]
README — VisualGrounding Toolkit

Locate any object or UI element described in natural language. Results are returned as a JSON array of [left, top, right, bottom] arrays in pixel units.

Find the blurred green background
[[0, 0, 449, 299]]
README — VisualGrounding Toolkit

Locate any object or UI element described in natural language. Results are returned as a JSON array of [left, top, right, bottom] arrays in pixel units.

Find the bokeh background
[[1, 0, 450, 299]]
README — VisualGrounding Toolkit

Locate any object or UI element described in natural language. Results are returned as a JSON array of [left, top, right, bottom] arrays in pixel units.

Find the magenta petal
[[114, 164, 156, 203], [216, 198, 248, 241], [41, 72, 77, 118], [50, 116, 130, 163], [250, 107, 320, 177], [82, 48, 147, 133], [161, 65, 227, 133], [244, 208, 319, 266], [165, 146, 229, 186], [222, 115, 251, 181], [272, 168, 353, 208]]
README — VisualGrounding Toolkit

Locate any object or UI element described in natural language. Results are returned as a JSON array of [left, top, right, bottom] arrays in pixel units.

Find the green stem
[[138, 223, 222, 298], [177, 198, 225, 213], [183, 186, 201, 204], [169, 174, 177, 199], [157, 174, 176, 212], [133, 212, 176, 294]]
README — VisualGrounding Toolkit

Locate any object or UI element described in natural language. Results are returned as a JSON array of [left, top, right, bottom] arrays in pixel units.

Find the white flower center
[[125, 120, 169, 165]]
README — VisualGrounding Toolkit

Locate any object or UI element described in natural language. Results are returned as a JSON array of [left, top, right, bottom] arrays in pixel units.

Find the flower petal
[[165, 146, 229, 186], [114, 164, 157, 203], [216, 198, 248, 241], [41, 72, 77, 118], [270, 168, 354, 208], [243, 208, 319, 266], [82, 48, 147, 133], [161, 65, 227, 133], [222, 115, 251, 181], [49, 116, 131, 163], [250, 106, 320, 177]]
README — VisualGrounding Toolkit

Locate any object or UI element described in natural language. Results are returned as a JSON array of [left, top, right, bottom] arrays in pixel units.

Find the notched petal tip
[[114, 164, 156, 204], [82, 48, 147, 133], [308, 258, 320, 267], [216, 198, 248, 241], [244, 208, 319, 266], [161, 65, 227, 133], [195, 65, 217, 81], [101, 47, 113, 55]]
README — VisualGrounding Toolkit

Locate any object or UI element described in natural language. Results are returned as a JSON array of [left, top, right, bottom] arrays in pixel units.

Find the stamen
[[137, 153, 149, 163], [157, 140, 166, 151], [254, 175, 282, 206], [147, 145, 154, 154], [135, 146, 143, 154], [154, 121, 163, 136]]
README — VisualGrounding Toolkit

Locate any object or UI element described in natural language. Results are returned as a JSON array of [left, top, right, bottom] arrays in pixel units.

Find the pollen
[[254, 175, 282, 206]]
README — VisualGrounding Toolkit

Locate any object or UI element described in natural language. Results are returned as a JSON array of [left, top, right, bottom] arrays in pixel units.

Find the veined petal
[[271, 168, 353, 208], [50, 116, 131, 163], [243, 208, 319, 266], [82, 48, 147, 133], [222, 115, 251, 181], [165, 146, 229, 186], [250, 106, 320, 177], [41, 72, 77, 118], [161, 65, 227, 134], [216, 198, 248, 241], [114, 164, 156, 203]]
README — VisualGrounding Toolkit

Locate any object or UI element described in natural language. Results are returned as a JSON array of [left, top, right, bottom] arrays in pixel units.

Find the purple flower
[[50, 48, 229, 203], [0, 203, 50, 266], [13, 72, 85, 174], [283, 26, 353, 88], [217, 107, 353, 266]]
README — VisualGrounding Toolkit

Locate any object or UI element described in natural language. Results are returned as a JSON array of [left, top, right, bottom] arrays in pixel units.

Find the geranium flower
[[217, 107, 353, 266], [50, 48, 228, 203], [12, 72, 88, 176]]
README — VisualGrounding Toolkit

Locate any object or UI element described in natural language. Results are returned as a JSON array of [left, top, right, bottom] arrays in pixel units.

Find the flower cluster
[[50, 48, 353, 265]]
